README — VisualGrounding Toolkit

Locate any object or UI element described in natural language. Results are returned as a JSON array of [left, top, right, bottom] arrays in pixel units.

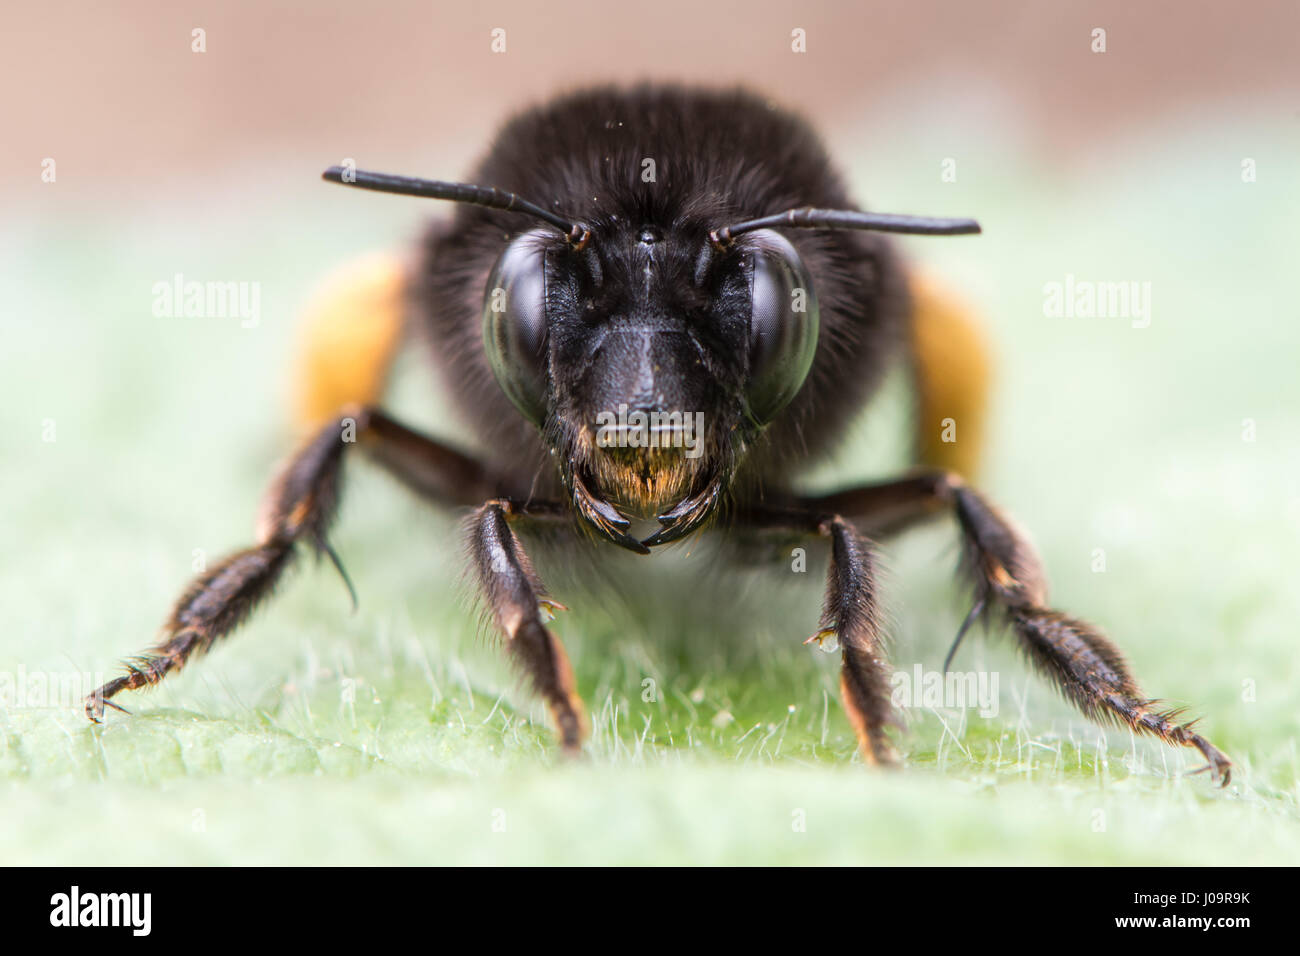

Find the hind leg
[[87, 407, 586, 752], [750, 470, 1232, 785]]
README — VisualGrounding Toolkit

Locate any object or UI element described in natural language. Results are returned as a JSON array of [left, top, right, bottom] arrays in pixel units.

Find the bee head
[[482, 219, 824, 550], [323, 165, 978, 552]]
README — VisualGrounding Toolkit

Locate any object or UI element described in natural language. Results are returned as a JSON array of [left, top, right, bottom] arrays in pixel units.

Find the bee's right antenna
[[322, 166, 590, 249], [710, 207, 981, 249]]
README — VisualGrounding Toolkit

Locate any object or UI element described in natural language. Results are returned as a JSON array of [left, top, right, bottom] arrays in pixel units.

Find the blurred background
[[5, 0, 1299, 197], [2, 1, 1298, 864]]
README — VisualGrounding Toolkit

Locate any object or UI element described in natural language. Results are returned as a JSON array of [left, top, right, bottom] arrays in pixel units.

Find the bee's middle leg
[[796, 469, 1232, 785], [86, 405, 512, 720]]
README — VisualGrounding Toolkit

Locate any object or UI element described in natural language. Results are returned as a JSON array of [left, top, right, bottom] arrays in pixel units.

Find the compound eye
[[744, 230, 820, 424], [482, 231, 550, 425]]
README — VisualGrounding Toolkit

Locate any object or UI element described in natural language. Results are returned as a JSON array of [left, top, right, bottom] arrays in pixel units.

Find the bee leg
[[800, 470, 1232, 786], [742, 508, 897, 765], [86, 405, 496, 721], [816, 515, 898, 765], [468, 500, 586, 753]]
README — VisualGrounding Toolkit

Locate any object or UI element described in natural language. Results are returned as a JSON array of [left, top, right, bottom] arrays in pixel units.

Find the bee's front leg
[[467, 500, 586, 752], [739, 507, 898, 766], [815, 515, 898, 766]]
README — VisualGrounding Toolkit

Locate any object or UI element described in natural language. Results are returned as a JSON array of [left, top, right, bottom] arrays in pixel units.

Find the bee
[[86, 84, 1230, 785]]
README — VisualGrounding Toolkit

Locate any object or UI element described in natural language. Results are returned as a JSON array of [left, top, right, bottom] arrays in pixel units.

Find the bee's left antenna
[[322, 166, 589, 248]]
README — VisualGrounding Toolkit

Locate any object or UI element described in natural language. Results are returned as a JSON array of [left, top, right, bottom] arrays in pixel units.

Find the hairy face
[[482, 221, 820, 551]]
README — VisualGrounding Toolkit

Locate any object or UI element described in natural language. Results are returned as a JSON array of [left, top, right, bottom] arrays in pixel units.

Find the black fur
[[413, 84, 908, 506]]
